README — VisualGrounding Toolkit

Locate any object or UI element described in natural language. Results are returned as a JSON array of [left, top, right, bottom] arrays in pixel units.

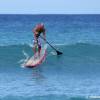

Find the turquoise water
[[0, 14, 100, 100]]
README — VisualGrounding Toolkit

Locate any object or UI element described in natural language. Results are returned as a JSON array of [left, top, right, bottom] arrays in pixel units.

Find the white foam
[[51, 51, 57, 55], [28, 43, 33, 47], [18, 50, 30, 68]]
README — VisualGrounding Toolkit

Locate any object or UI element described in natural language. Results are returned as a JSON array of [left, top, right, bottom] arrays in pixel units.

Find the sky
[[0, 0, 100, 14]]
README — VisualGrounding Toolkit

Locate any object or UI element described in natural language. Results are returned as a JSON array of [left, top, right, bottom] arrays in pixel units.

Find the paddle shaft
[[40, 35, 63, 55]]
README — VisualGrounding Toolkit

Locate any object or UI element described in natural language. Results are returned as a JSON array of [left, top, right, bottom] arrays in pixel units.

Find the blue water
[[0, 14, 100, 100]]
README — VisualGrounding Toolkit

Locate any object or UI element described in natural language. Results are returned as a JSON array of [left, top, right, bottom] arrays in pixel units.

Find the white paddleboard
[[24, 44, 47, 68]]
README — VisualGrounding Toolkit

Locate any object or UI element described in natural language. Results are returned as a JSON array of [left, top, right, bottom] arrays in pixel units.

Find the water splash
[[19, 50, 30, 68]]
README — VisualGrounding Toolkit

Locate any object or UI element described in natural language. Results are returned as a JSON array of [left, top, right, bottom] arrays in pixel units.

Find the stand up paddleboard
[[24, 44, 47, 68]]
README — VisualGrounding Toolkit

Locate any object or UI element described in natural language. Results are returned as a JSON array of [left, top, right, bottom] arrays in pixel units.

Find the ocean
[[0, 14, 100, 100]]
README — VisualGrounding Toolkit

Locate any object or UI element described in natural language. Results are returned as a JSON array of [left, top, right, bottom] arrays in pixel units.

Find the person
[[33, 23, 46, 42], [32, 23, 46, 56]]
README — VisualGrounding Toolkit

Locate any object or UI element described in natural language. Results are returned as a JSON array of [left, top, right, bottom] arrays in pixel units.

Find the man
[[33, 23, 45, 42], [32, 23, 46, 55]]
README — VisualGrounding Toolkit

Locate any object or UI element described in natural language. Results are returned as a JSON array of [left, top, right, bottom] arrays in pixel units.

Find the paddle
[[40, 35, 63, 55]]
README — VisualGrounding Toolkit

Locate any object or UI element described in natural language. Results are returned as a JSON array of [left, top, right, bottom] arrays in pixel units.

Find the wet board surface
[[24, 44, 47, 68]]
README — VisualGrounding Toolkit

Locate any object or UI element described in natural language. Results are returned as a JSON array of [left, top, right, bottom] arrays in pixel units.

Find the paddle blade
[[56, 50, 63, 55]]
